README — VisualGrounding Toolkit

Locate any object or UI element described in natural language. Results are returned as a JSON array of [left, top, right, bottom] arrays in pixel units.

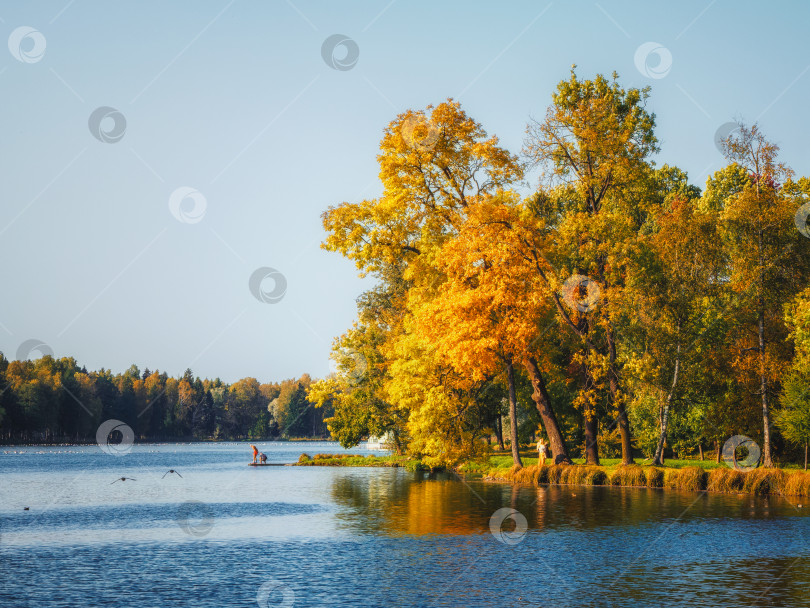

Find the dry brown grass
[[546, 464, 565, 484], [646, 467, 665, 488], [508, 463, 523, 476], [610, 465, 647, 487], [486, 461, 810, 497], [577, 466, 608, 485], [783, 471, 810, 496], [511, 464, 543, 484], [707, 467, 810, 496], [706, 468, 745, 493], [487, 463, 608, 486], [664, 466, 708, 491], [742, 468, 788, 495]]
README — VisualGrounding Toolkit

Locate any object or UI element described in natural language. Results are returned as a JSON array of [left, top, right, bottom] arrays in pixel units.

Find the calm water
[[1, 442, 809, 607]]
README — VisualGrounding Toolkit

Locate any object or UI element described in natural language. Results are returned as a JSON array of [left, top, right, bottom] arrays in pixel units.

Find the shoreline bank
[[297, 453, 810, 498], [484, 463, 810, 498]]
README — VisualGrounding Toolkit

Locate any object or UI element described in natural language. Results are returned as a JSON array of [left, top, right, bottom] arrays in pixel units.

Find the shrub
[[297, 453, 311, 463], [405, 460, 428, 472]]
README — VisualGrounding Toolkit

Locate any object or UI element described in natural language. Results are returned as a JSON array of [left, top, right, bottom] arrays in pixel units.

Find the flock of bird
[[109, 469, 183, 484], [23, 469, 184, 509]]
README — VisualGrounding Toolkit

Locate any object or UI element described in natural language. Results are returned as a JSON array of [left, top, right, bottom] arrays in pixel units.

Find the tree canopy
[[311, 70, 810, 470]]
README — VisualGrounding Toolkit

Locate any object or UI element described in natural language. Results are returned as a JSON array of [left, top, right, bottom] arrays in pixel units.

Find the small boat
[[248, 462, 285, 467]]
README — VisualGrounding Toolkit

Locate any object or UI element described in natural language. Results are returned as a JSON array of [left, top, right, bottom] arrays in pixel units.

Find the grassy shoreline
[[485, 463, 810, 497], [298, 452, 810, 497], [295, 452, 429, 471]]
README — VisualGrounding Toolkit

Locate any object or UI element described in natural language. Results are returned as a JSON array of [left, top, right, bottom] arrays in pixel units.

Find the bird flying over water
[[110, 477, 136, 484], [162, 469, 183, 479]]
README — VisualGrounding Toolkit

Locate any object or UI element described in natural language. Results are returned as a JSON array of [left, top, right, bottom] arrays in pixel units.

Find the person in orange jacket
[[251, 444, 258, 464]]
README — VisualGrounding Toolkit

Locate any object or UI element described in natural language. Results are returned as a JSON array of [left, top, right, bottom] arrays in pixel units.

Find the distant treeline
[[0, 353, 331, 443]]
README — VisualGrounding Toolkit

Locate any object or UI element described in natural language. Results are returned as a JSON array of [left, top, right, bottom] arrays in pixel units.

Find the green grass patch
[[294, 453, 427, 471]]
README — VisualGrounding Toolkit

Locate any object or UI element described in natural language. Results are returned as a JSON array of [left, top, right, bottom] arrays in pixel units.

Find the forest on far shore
[[0, 353, 330, 443]]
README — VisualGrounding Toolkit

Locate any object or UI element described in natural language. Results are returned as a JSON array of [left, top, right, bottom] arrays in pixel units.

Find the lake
[[1, 442, 809, 607]]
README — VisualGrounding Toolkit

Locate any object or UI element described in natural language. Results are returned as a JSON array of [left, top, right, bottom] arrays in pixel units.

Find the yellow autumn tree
[[523, 69, 659, 464], [411, 191, 573, 465], [318, 100, 523, 462]]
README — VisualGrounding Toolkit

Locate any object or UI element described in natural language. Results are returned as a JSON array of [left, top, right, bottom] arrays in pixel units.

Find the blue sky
[[1, 0, 809, 383]]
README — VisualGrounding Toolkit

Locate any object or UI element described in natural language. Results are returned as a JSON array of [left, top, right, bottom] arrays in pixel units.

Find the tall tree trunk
[[715, 438, 721, 464], [581, 357, 600, 465], [757, 227, 773, 468], [392, 431, 404, 456], [524, 357, 571, 464], [607, 326, 633, 465], [506, 359, 523, 467], [698, 443, 704, 461], [584, 410, 599, 465], [495, 415, 505, 451], [580, 329, 600, 465], [652, 339, 681, 466], [758, 307, 773, 467]]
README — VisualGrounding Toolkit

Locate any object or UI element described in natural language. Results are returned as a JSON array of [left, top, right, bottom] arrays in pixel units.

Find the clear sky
[[1, 0, 809, 383]]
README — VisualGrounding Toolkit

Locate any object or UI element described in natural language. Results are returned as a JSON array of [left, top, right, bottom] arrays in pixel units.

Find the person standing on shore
[[537, 438, 549, 466]]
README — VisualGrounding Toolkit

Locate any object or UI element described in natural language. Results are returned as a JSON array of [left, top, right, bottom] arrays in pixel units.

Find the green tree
[[777, 371, 810, 469], [719, 124, 809, 467], [523, 69, 659, 464]]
